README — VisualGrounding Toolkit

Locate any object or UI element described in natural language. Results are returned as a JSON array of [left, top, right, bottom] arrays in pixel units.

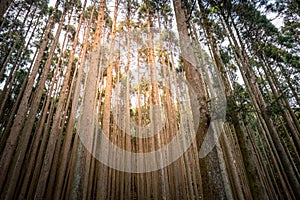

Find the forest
[[0, 0, 299, 199]]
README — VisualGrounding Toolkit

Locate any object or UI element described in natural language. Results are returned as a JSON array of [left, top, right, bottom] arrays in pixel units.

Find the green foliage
[[137, 0, 173, 27], [0, 13, 31, 84]]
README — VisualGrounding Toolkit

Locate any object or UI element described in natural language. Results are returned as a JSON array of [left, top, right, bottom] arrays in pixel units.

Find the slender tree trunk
[[71, 0, 105, 198], [0, 1, 60, 192], [0, 8, 39, 118], [32, 6, 73, 198], [221, 13, 300, 198], [54, 5, 90, 200], [97, 1, 118, 199]]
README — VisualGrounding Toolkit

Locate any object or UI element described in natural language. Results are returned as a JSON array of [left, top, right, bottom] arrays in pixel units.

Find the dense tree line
[[0, 0, 299, 199]]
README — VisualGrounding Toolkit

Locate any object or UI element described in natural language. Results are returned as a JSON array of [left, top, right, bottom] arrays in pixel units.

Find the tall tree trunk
[[0, 1, 60, 193], [97, 1, 118, 198], [54, 4, 91, 200], [221, 12, 300, 198], [32, 6, 73, 198], [197, 2, 269, 198], [71, 0, 105, 198]]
